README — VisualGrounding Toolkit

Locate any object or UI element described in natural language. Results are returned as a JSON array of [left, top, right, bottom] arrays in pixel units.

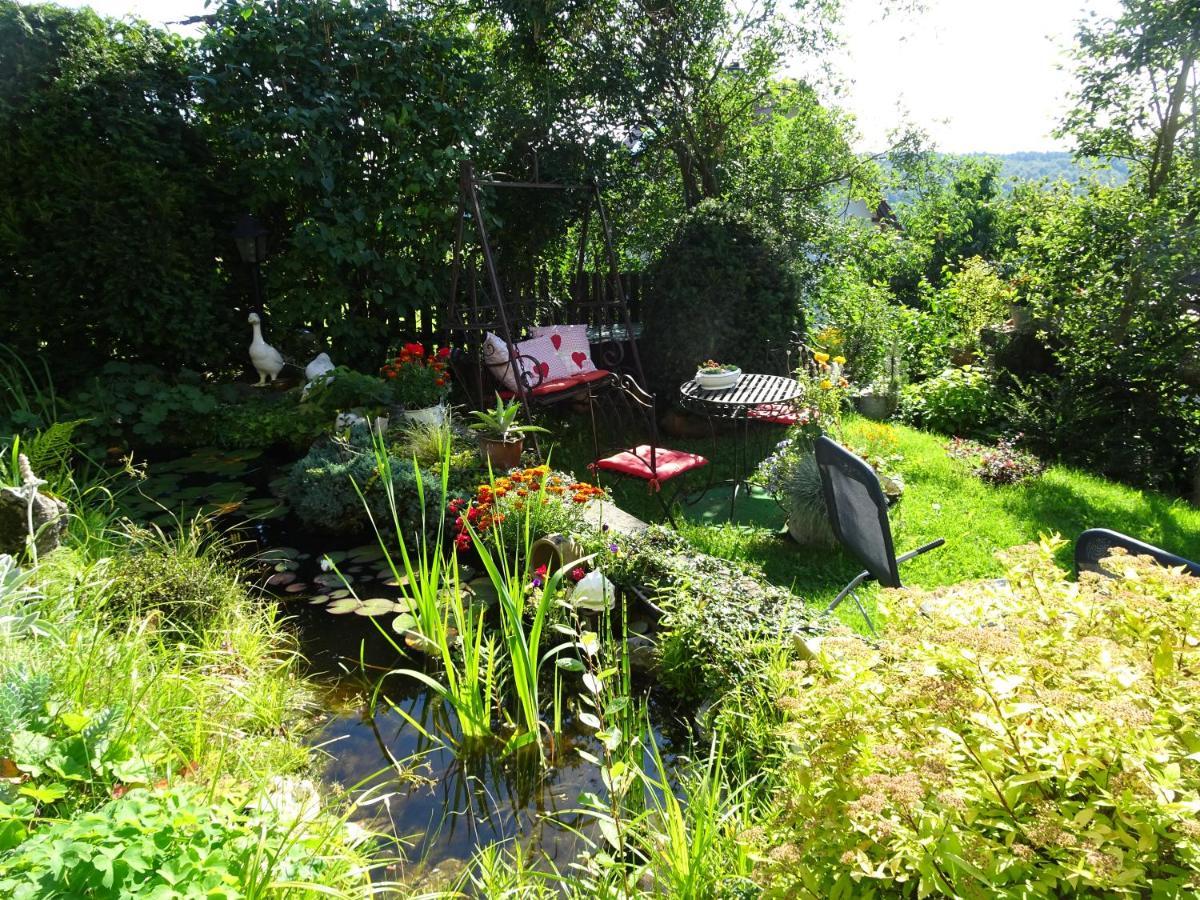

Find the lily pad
[[284, 582, 308, 593], [308, 595, 330, 605], [266, 572, 297, 588], [354, 598, 400, 617], [326, 598, 362, 614], [261, 547, 301, 562], [328, 589, 351, 600], [391, 613, 417, 634], [273, 560, 300, 573], [314, 572, 352, 588], [380, 574, 408, 588]]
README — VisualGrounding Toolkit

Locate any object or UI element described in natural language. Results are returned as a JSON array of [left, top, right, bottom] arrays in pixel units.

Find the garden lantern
[[231, 213, 269, 309]]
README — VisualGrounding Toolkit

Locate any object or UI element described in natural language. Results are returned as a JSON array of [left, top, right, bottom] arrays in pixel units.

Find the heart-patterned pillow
[[483, 332, 561, 390], [528, 324, 597, 377]]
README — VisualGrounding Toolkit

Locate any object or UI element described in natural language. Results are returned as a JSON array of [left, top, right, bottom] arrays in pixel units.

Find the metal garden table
[[679, 373, 802, 522]]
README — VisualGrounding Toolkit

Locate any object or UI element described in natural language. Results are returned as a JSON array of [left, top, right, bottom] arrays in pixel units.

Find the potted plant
[[467, 396, 549, 470], [381, 343, 451, 425], [752, 427, 837, 547], [695, 360, 741, 390], [853, 348, 901, 421]]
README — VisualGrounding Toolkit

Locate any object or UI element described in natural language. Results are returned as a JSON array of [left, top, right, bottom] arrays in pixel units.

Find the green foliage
[[108, 524, 246, 630], [286, 427, 440, 538], [758, 539, 1200, 896], [0, 3, 239, 382], [0, 784, 358, 898], [302, 367, 393, 418], [1004, 183, 1200, 489], [901, 365, 996, 436], [597, 526, 819, 700], [1060, 0, 1200, 197], [392, 418, 480, 487], [809, 263, 900, 385], [199, 0, 481, 367], [64, 363, 220, 452], [642, 200, 799, 396], [200, 391, 328, 454]]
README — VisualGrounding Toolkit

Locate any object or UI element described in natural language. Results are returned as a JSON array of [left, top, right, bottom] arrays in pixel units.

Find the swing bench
[[444, 162, 647, 443]]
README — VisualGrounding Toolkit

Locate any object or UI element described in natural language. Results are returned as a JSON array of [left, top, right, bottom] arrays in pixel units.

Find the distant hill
[[960, 151, 1129, 188]]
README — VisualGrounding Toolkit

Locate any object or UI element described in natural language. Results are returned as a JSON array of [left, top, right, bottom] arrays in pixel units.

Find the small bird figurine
[[302, 352, 335, 399], [247, 311, 285, 386], [305, 352, 335, 381]]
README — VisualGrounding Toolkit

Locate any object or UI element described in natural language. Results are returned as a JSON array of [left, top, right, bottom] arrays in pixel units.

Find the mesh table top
[[679, 373, 801, 417]]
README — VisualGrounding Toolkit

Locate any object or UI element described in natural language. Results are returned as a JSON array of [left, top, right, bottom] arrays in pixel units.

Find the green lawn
[[547, 411, 1200, 620]]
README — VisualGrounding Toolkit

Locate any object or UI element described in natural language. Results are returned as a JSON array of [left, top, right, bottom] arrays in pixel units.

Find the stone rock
[[626, 632, 660, 675], [0, 485, 67, 557]]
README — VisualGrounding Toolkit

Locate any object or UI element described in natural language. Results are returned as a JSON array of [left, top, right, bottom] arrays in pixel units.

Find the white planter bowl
[[695, 367, 741, 390]]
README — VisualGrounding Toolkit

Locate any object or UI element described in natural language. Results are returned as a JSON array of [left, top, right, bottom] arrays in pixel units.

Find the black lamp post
[[231, 213, 269, 310]]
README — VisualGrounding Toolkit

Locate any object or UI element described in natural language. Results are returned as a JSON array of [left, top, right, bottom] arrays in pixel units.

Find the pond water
[[119, 447, 689, 888]]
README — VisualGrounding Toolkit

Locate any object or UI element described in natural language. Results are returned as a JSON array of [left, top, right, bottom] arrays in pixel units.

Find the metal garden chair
[[814, 436, 945, 633], [1074, 528, 1200, 579], [588, 374, 711, 527]]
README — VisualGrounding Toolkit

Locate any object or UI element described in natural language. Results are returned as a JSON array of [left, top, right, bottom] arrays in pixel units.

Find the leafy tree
[[1061, 0, 1200, 199], [0, 2, 239, 381], [198, 0, 483, 367], [641, 200, 799, 396]]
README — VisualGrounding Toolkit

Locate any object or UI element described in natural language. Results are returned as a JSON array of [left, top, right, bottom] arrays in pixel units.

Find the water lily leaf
[[284, 582, 308, 593], [354, 598, 398, 616], [260, 547, 300, 561], [326, 598, 362, 614], [273, 560, 299, 573], [328, 589, 351, 600], [380, 574, 408, 588], [266, 572, 297, 588], [321, 551, 349, 565], [391, 613, 416, 634], [308, 595, 330, 605]]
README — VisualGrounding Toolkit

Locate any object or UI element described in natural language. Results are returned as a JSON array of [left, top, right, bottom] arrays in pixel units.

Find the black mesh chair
[[814, 436, 945, 633], [1075, 528, 1200, 579]]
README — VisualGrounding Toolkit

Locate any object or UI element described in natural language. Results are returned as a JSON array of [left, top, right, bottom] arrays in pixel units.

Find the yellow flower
[[814, 352, 830, 364], [833, 355, 846, 365], [819, 378, 833, 390]]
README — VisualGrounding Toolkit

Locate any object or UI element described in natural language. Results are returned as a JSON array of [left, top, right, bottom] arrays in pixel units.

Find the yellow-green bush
[[759, 539, 1200, 897]]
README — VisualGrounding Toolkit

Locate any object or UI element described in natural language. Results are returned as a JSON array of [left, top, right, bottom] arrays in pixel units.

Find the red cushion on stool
[[498, 368, 613, 400], [594, 445, 708, 482]]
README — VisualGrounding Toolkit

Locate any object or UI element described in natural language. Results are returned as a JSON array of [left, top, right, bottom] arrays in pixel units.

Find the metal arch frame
[[446, 161, 647, 458]]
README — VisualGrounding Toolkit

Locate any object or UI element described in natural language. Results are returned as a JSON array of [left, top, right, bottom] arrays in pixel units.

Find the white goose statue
[[247, 311, 285, 386]]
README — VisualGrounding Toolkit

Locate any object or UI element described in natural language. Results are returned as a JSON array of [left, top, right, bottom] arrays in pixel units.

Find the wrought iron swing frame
[[445, 161, 647, 456]]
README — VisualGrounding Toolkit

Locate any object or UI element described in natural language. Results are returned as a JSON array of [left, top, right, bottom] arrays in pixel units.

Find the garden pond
[[117, 447, 689, 886]]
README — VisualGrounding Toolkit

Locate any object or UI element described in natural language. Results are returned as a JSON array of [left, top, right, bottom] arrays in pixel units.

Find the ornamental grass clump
[[759, 538, 1200, 897]]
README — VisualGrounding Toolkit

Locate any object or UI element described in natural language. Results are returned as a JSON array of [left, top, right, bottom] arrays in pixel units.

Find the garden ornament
[[302, 352, 335, 398], [248, 311, 285, 385], [0, 454, 67, 561], [571, 570, 616, 613], [305, 352, 335, 382]]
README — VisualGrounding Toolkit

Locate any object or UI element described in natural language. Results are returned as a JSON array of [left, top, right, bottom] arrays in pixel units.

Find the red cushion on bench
[[593, 445, 708, 482], [498, 368, 613, 400]]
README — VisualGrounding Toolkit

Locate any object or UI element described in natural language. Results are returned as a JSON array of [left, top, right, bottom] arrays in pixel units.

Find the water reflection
[[290, 603, 681, 881]]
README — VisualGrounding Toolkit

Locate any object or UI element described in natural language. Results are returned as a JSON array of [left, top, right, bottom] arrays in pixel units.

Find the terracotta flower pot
[[479, 437, 523, 471]]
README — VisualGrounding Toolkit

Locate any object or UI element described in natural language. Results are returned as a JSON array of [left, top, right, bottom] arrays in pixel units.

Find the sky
[[56, 0, 1123, 154]]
